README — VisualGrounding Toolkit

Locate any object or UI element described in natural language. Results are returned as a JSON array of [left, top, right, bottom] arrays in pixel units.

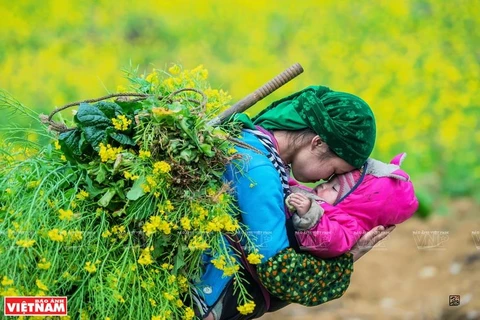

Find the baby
[[286, 153, 419, 258]]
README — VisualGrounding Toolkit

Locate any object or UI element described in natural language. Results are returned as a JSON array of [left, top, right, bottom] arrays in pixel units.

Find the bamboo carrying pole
[[207, 63, 304, 126]]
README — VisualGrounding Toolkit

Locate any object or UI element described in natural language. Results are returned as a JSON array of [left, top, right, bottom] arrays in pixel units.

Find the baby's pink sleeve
[[295, 204, 364, 258]]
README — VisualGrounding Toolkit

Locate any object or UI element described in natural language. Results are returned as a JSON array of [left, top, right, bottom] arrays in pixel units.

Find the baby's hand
[[286, 193, 311, 216]]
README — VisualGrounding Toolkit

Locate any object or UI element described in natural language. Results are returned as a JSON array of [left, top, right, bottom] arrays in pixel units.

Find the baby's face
[[313, 176, 340, 204]]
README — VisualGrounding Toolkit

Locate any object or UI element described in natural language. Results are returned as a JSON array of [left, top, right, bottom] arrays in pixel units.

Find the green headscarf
[[251, 86, 376, 168]]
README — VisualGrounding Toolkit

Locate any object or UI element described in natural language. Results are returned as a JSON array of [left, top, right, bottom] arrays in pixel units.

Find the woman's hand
[[350, 225, 396, 262]]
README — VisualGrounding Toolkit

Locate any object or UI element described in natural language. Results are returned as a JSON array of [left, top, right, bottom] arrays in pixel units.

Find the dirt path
[[260, 198, 480, 320]]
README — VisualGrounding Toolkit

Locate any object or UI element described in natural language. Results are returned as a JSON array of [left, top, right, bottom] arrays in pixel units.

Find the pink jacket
[[293, 153, 419, 258]]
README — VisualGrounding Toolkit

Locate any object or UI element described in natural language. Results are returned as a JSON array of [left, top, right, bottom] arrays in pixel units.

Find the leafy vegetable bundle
[[0, 65, 262, 319]]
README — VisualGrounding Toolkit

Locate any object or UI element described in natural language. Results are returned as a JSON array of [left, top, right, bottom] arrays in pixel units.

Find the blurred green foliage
[[1, 0, 479, 213]]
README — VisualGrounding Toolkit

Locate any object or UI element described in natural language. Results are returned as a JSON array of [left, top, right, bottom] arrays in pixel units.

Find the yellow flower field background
[[1, 0, 479, 209]]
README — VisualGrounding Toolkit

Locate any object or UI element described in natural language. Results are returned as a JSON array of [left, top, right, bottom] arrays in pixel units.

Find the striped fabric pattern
[[244, 128, 291, 200]]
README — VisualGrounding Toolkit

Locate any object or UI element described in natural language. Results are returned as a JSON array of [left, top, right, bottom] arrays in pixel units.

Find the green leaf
[[75, 103, 111, 127], [109, 132, 136, 146], [199, 143, 215, 157], [98, 189, 116, 207], [152, 235, 168, 259], [179, 117, 195, 141], [114, 179, 126, 200], [58, 129, 81, 155], [116, 100, 143, 115], [74, 103, 113, 150], [173, 245, 186, 275], [83, 174, 104, 198], [210, 169, 225, 178], [58, 129, 89, 162], [168, 101, 184, 113], [94, 101, 123, 119], [95, 164, 107, 184], [64, 188, 76, 200], [179, 149, 197, 162], [83, 126, 107, 150], [126, 176, 146, 200]]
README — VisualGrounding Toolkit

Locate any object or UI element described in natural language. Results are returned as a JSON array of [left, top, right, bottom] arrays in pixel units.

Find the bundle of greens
[[0, 65, 262, 319]]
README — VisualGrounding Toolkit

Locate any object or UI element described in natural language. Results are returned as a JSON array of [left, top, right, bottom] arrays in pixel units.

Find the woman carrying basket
[[195, 85, 393, 319]]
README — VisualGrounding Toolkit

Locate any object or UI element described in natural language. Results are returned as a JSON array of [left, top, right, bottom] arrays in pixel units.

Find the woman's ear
[[310, 135, 328, 152]]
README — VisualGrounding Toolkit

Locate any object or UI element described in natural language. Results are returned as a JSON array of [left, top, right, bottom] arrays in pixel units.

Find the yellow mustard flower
[[139, 150, 151, 159], [163, 291, 175, 301], [180, 217, 191, 231], [168, 64, 181, 75], [48, 229, 67, 242], [98, 143, 123, 162], [161, 263, 173, 270], [102, 229, 112, 238], [247, 253, 264, 265], [36, 279, 48, 291], [151, 107, 174, 117], [7, 229, 15, 239], [237, 301, 256, 315], [145, 71, 159, 85], [27, 180, 40, 189], [76, 190, 89, 201], [111, 114, 132, 131], [183, 307, 195, 320], [58, 208, 74, 221], [146, 176, 157, 187], [0, 287, 18, 296], [148, 298, 157, 307], [164, 200, 174, 211], [16, 239, 36, 248], [222, 264, 240, 277], [113, 292, 125, 303], [219, 214, 239, 232], [2, 276, 14, 286], [138, 247, 154, 265], [84, 261, 97, 273], [153, 161, 171, 174], [123, 171, 139, 180], [37, 258, 51, 270], [68, 230, 83, 242], [177, 275, 189, 292], [211, 256, 226, 271], [188, 235, 209, 251]]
